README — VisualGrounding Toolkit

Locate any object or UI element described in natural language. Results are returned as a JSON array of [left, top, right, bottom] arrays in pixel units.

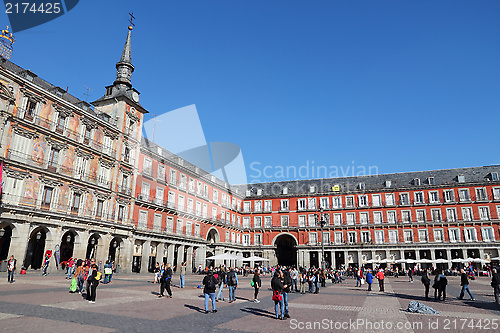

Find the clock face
[[132, 91, 139, 102]]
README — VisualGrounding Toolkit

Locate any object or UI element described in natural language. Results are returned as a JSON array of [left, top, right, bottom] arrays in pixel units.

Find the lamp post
[[0, 228, 5, 237], [315, 208, 329, 269]]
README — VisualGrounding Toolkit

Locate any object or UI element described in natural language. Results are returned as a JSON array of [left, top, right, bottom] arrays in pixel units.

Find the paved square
[[0, 272, 499, 332]]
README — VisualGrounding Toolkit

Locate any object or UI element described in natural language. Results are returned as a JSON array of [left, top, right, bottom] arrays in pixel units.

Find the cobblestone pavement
[[0, 272, 499, 332]]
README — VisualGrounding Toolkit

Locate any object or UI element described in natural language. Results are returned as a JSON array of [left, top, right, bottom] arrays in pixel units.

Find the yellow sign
[[332, 185, 340, 192]]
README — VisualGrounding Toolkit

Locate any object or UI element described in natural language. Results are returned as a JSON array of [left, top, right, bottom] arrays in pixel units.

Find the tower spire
[[114, 25, 135, 88]]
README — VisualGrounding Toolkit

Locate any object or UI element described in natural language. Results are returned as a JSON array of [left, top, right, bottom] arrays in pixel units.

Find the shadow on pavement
[[184, 304, 205, 313], [240, 307, 275, 318]]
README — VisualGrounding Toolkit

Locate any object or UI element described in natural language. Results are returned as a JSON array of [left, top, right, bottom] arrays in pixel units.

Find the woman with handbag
[[271, 270, 286, 320]]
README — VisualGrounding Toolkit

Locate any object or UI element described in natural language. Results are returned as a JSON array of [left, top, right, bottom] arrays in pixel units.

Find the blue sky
[[3, 0, 500, 183]]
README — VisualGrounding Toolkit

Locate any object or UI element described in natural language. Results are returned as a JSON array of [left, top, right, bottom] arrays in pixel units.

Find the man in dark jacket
[[421, 269, 431, 300], [252, 269, 262, 303], [283, 268, 292, 318], [271, 270, 286, 320], [491, 268, 500, 304], [458, 269, 475, 300], [159, 263, 173, 298], [203, 270, 218, 313]]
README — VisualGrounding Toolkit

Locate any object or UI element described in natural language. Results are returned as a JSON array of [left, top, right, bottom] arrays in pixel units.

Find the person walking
[[252, 269, 261, 303], [365, 269, 373, 291], [436, 269, 448, 301], [375, 269, 385, 292], [73, 259, 85, 294], [356, 268, 363, 287], [7, 255, 16, 283], [86, 263, 100, 304], [158, 263, 173, 298], [179, 261, 187, 288], [271, 270, 286, 320], [421, 269, 431, 300], [202, 270, 218, 314], [216, 268, 226, 302], [103, 260, 113, 284], [225, 267, 238, 303], [153, 262, 160, 284], [66, 257, 74, 280], [408, 268, 413, 283], [490, 268, 500, 304], [283, 268, 291, 317], [458, 269, 475, 300], [42, 253, 51, 276]]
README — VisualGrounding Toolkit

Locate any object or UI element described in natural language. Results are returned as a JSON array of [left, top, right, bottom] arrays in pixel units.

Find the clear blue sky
[[3, 0, 500, 183]]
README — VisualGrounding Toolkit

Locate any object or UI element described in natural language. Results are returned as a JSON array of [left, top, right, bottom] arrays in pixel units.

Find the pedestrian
[[313, 270, 320, 294], [421, 269, 431, 300], [66, 257, 74, 280], [283, 268, 291, 317], [300, 269, 307, 294], [408, 268, 413, 283], [375, 268, 385, 292], [153, 262, 160, 284], [395, 267, 399, 278], [42, 253, 51, 276], [86, 263, 101, 303], [356, 268, 363, 287], [271, 270, 286, 320], [436, 269, 447, 301], [308, 271, 314, 293], [7, 255, 16, 283], [291, 267, 298, 292], [216, 268, 226, 302], [252, 269, 261, 303], [365, 269, 373, 291], [225, 267, 238, 303], [490, 268, 500, 304], [179, 261, 187, 288], [86, 258, 96, 297], [458, 269, 475, 300], [158, 263, 173, 298], [73, 259, 85, 294], [103, 260, 113, 284], [202, 270, 217, 314]]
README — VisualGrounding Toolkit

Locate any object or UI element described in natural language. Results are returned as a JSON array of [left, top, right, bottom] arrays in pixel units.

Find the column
[[357, 250, 362, 267], [156, 242, 164, 266], [344, 250, 349, 267], [446, 249, 452, 269], [478, 248, 485, 260], [140, 240, 151, 274], [176, 244, 185, 269], [47, 226, 62, 273], [119, 237, 133, 274], [430, 248, 436, 269], [167, 243, 175, 265], [186, 246, 194, 272], [331, 251, 336, 269], [11, 223, 30, 270]]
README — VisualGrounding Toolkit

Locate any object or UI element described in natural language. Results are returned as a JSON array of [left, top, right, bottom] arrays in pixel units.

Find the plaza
[[0, 271, 498, 332]]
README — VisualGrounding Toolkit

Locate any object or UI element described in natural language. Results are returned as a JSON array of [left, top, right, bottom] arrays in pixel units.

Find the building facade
[[0, 26, 499, 273]]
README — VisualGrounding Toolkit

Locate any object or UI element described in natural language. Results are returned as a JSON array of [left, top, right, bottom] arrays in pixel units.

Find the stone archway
[[86, 234, 100, 259], [24, 227, 49, 269], [60, 230, 77, 264], [206, 228, 220, 244], [0, 225, 13, 261], [274, 234, 297, 267]]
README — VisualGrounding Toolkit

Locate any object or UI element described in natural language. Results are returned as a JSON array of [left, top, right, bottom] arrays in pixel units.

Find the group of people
[[70, 258, 114, 303]]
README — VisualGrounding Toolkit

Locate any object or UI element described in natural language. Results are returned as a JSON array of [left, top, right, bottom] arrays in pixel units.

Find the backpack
[[207, 276, 216, 290], [227, 271, 237, 286], [95, 272, 102, 281]]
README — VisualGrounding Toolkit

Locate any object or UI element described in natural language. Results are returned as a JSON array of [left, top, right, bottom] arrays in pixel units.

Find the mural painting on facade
[[57, 182, 70, 212], [68, 114, 80, 141], [85, 190, 94, 216], [88, 157, 98, 181], [23, 173, 40, 205], [93, 127, 103, 150], [31, 135, 46, 167], [111, 196, 116, 220], [39, 100, 53, 129], [61, 146, 75, 176]]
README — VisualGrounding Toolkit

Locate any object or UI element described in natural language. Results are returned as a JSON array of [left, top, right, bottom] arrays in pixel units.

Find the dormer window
[[282, 187, 288, 195], [457, 175, 465, 183], [490, 172, 498, 181], [427, 177, 435, 185], [257, 189, 262, 196], [413, 178, 421, 186], [384, 180, 391, 188], [245, 189, 251, 197], [106, 86, 113, 96], [309, 186, 315, 193], [358, 183, 365, 190]]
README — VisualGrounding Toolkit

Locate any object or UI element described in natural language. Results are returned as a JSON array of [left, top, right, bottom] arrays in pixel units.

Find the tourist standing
[[73, 260, 85, 294], [216, 268, 226, 302], [7, 255, 16, 283], [179, 261, 187, 288], [408, 268, 413, 283], [356, 268, 363, 287], [436, 269, 448, 301], [202, 270, 217, 313], [271, 270, 286, 320], [283, 268, 291, 317], [225, 267, 238, 303], [42, 253, 51, 276], [159, 263, 173, 298], [153, 262, 160, 284], [253, 269, 261, 303], [365, 269, 373, 291], [421, 269, 431, 300], [86, 263, 100, 304], [458, 269, 475, 300], [300, 269, 307, 294], [291, 267, 298, 292], [490, 268, 500, 304], [66, 257, 74, 280], [103, 260, 113, 284], [375, 269, 385, 292]]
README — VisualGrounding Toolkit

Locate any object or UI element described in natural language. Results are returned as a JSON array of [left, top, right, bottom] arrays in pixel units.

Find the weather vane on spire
[[128, 12, 135, 28]]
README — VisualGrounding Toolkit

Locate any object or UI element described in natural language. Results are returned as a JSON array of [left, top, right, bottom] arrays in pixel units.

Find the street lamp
[[66, 234, 72, 243], [36, 231, 42, 240], [0, 228, 5, 237], [315, 208, 329, 269]]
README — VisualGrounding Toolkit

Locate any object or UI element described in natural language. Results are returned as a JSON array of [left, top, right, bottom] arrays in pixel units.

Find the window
[[176, 218, 184, 234], [387, 211, 396, 224], [416, 210, 425, 223], [48, 148, 60, 171], [308, 198, 316, 210], [493, 188, 500, 200], [372, 194, 381, 207], [479, 207, 490, 220], [399, 193, 409, 205], [178, 195, 185, 212], [361, 231, 370, 243], [254, 216, 262, 228], [243, 217, 250, 228], [448, 228, 460, 242], [345, 196, 354, 208], [143, 158, 152, 176], [481, 227, 495, 242], [358, 195, 368, 207], [264, 216, 272, 228], [297, 199, 306, 211], [388, 230, 398, 244], [56, 115, 66, 134], [281, 215, 289, 227], [154, 213, 162, 231], [401, 211, 411, 223], [427, 177, 435, 185], [225, 231, 230, 242], [374, 230, 384, 244], [257, 189, 262, 196], [413, 178, 421, 186], [264, 200, 272, 212], [308, 232, 317, 245], [373, 211, 382, 224], [403, 230, 413, 242], [429, 191, 439, 203], [83, 126, 91, 144], [433, 229, 443, 242], [360, 212, 369, 225], [166, 216, 174, 232], [187, 198, 194, 214], [334, 232, 343, 244], [332, 197, 342, 208], [446, 208, 457, 222], [169, 169, 177, 185], [118, 205, 124, 221], [491, 172, 499, 181], [242, 234, 250, 246], [283, 187, 288, 195], [385, 180, 392, 188], [156, 187, 164, 205], [476, 188, 488, 201], [254, 234, 262, 245], [186, 221, 192, 236], [332, 213, 342, 226], [195, 224, 201, 237], [457, 175, 466, 183], [464, 228, 477, 242], [71, 193, 81, 213], [197, 181, 203, 196], [309, 185, 315, 193], [462, 207, 473, 221], [254, 201, 262, 212], [431, 209, 441, 222], [320, 197, 329, 209], [202, 204, 208, 218], [211, 207, 217, 221], [158, 164, 166, 182], [96, 199, 104, 218], [281, 199, 289, 211], [443, 190, 455, 202], [418, 229, 428, 242], [212, 189, 218, 202], [385, 193, 395, 206], [322, 232, 330, 244], [459, 189, 470, 201], [347, 232, 356, 244], [414, 192, 424, 204], [358, 182, 366, 190], [167, 191, 175, 208], [42, 186, 53, 208], [138, 210, 147, 229], [298, 215, 306, 227], [188, 178, 195, 192], [24, 99, 37, 120], [346, 213, 355, 225], [141, 182, 150, 199], [308, 214, 316, 227], [243, 201, 251, 213]]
